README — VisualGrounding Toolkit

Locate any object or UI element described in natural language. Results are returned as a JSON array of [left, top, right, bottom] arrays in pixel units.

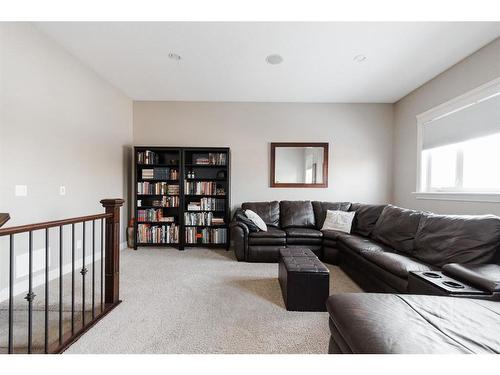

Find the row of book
[[137, 182, 180, 195], [184, 212, 225, 226], [185, 228, 227, 244], [137, 224, 179, 244], [187, 198, 225, 211], [184, 181, 225, 195], [138, 209, 176, 223], [137, 150, 159, 165], [193, 153, 227, 166], [142, 168, 179, 180], [137, 196, 180, 208]]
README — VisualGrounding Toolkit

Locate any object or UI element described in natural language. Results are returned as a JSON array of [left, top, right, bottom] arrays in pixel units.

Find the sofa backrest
[[371, 205, 423, 254], [279, 201, 316, 228], [241, 201, 280, 227], [312, 201, 351, 229], [349, 203, 387, 237], [413, 214, 500, 267]]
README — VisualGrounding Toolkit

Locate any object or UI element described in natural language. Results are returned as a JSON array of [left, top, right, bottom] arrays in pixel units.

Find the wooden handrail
[[3, 198, 125, 354], [0, 212, 113, 236], [0, 213, 10, 228]]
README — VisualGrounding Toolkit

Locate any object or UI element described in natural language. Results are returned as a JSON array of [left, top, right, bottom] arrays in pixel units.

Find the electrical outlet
[[59, 185, 66, 196], [15, 185, 28, 196]]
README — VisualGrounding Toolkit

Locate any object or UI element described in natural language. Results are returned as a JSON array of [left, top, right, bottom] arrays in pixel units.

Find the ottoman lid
[[280, 248, 317, 258], [283, 256, 329, 274]]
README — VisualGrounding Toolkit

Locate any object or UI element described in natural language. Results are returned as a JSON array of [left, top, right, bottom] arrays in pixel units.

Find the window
[[417, 77, 500, 199], [421, 132, 500, 192]]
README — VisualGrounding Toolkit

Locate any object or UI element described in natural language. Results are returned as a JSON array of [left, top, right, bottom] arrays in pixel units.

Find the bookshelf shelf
[[184, 194, 226, 197], [134, 146, 230, 250], [137, 179, 179, 183], [185, 225, 228, 228], [137, 164, 179, 167], [184, 164, 228, 168], [137, 194, 180, 197]]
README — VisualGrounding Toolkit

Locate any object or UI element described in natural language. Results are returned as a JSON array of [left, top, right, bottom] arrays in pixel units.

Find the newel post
[[100, 198, 125, 305]]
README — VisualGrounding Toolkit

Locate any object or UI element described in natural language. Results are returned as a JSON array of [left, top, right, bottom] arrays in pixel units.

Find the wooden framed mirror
[[270, 142, 329, 188]]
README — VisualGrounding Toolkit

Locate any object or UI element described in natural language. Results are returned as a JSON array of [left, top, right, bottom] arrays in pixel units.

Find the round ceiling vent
[[353, 54, 367, 63], [266, 54, 283, 65]]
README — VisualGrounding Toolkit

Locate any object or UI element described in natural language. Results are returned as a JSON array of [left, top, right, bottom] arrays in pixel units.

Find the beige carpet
[[64, 248, 362, 354]]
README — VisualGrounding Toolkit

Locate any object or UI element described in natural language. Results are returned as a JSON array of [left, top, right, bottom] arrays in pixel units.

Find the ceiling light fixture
[[168, 52, 181, 61], [353, 54, 367, 63], [266, 54, 283, 65]]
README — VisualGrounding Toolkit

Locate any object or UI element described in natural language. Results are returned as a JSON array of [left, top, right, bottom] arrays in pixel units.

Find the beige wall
[[392, 37, 500, 215], [0, 23, 133, 227], [0, 23, 132, 294], [133, 101, 394, 210]]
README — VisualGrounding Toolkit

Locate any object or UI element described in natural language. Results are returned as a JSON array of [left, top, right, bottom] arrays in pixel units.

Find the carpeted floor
[[64, 248, 362, 354]]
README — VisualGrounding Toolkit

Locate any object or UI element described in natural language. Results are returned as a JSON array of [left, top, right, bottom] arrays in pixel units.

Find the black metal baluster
[[71, 223, 75, 334], [44, 228, 49, 353], [26, 231, 35, 354], [59, 226, 63, 346], [100, 219, 104, 312], [8, 234, 14, 354], [81, 222, 87, 327], [92, 220, 95, 319]]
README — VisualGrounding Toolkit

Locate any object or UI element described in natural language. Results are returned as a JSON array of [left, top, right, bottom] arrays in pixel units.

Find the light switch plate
[[59, 186, 66, 196], [15, 185, 27, 196]]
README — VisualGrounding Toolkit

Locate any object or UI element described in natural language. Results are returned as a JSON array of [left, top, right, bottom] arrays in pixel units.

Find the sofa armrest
[[443, 263, 500, 293], [230, 221, 249, 261]]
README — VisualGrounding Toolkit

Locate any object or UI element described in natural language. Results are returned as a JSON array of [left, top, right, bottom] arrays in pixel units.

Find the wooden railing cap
[[100, 198, 125, 207], [0, 213, 10, 228]]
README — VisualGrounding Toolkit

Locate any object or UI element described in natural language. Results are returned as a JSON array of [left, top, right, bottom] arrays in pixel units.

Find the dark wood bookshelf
[[134, 146, 230, 250]]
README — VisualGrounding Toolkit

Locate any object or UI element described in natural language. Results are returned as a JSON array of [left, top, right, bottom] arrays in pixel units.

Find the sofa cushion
[[327, 293, 500, 353], [361, 250, 433, 279], [286, 237, 323, 245], [322, 229, 347, 241], [371, 205, 423, 254], [280, 201, 315, 228], [248, 227, 286, 245], [312, 201, 351, 229], [321, 210, 355, 233], [413, 214, 500, 267], [285, 227, 323, 238], [340, 235, 390, 255], [244, 209, 267, 231], [232, 208, 259, 232], [349, 203, 386, 237], [242, 201, 280, 227]]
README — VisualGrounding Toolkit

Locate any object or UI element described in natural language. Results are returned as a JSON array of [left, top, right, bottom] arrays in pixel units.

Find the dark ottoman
[[279, 248, 318, 259], [278, 253, 330, 311]]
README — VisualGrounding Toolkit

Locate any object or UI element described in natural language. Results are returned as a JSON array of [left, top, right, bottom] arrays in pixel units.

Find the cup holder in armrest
[[423, 272, 442, 279], [443, 281, 465, 289]]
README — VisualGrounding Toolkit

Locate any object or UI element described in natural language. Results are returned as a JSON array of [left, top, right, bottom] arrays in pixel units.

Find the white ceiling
[[36, 22, 500, 103]]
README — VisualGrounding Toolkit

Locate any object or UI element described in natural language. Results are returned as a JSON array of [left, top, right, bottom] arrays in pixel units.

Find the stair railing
[[0, 198, 124, 354]]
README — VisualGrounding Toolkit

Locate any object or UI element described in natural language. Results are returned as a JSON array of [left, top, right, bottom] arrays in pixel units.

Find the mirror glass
[[271, 143, 328, 187]]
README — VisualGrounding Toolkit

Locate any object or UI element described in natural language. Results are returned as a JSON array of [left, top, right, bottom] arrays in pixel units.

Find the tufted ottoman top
[[282, 256, 329, 274], [279, 248, 317, 259]]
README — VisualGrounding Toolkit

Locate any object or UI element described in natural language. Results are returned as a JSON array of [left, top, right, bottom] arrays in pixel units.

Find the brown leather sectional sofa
[[230, 200, 500, 292], [230, 200, 500, 353]]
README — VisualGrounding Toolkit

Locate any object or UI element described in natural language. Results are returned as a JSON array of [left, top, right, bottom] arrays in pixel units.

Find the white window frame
[[414, 76, 500, 203]]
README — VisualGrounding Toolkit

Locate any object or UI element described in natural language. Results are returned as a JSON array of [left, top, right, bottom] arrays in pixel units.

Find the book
[[184, 181, 225, 195], [137, 182, 179, 195], [185, 227, 227, 244], [137, 223, 179, 244]]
